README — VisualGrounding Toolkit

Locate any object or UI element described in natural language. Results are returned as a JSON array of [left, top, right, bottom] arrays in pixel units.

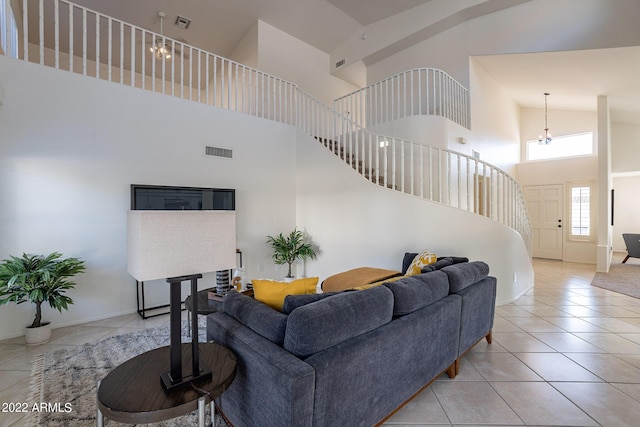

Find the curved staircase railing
[[334, 68, 470, 129], [299, 87, 531, 254], [1, 0, 531, 256]]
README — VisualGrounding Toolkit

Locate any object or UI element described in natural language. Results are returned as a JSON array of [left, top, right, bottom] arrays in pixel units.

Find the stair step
[[316, 135, 395, 189]]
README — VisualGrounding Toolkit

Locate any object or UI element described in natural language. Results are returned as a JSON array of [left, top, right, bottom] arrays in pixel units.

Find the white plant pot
[[25, 322, 51, 346], [283, 276, 295, 283]]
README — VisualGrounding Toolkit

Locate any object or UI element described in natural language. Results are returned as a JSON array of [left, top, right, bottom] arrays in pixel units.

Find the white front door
[[524, 184, 564, 260]]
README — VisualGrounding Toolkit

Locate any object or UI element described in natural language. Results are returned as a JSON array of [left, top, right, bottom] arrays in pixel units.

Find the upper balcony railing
[[0, 0, 531, 256], [2, 0, 299, 124], [334, 68, 470, 129]]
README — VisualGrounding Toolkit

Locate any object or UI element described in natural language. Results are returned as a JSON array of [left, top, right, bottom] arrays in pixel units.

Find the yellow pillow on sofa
[[252, 277, 319, 311], [406, 250, 437, 275]]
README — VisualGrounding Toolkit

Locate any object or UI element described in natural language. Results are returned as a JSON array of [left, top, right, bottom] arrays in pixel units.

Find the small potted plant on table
[[267, 229, 317, 280], [0, 252, 85, 345]]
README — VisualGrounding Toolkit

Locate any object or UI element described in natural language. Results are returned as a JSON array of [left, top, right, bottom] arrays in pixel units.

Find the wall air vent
[[336, 59, 345, 68], [205, 146, 233, 159]]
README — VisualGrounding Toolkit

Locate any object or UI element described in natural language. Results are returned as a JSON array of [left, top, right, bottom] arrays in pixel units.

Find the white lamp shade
[[127, 210, 237, 282]]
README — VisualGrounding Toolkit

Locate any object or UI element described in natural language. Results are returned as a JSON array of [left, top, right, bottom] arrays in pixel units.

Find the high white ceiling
[[71, 0, 370, 57], [326, 0, 432, 26], [473, 47, 640, 124]]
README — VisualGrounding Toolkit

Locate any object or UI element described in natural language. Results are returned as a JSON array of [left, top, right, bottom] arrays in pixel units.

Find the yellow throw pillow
[[406, 250, 437, 275], [252, 277, 319, 311]]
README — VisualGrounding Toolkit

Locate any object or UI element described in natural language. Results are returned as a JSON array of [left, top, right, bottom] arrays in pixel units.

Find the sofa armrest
[[456, 276, 497, 356], [207, 312, 315, 427]]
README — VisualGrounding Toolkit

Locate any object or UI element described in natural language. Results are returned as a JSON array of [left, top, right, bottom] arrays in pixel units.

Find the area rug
[[591, 259, 640, 298], [27, 319, 229, 426]]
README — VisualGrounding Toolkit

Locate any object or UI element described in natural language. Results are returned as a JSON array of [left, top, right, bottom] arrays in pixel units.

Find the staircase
[[1, 0, 532, 256], [314, 137, 394, 189]]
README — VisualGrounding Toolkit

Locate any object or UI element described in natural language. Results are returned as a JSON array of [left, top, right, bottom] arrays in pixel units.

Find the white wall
[[613, 174, 640, 251], [612, 122, 640, 174], [611, 123, 640, 251], [468, 60, 520, 175], [296, 130, 534, 306], [229, 22, 259, 69], [368, 115, 472, 153], [256, 21, 358, 106], [0, 56, 298, 339]]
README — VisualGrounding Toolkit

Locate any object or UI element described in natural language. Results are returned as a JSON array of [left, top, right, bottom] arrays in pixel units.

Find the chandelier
[[538, 92, 552, 145], [150, 11, 171, 60]]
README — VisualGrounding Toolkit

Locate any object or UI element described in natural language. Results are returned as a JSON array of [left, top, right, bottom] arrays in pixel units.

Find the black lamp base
[[161, 274, 207, 393], [161, 366, 212, 392]]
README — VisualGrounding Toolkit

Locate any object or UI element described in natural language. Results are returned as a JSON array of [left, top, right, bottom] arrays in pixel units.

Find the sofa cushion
[[442, 261, 490, 293], [283, 285, 394, 358], [281, 292, 341, 315], [442, 256, 469, 265], [223, 290, 288, 345], [420, 257, 455, 273], [252, 277, 318, 311], [384, 271, 450, 316], [406, 250, 437, 275]]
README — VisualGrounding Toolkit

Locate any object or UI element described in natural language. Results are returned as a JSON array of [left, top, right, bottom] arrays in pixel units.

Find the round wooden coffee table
[[97, 342, 236, 426]]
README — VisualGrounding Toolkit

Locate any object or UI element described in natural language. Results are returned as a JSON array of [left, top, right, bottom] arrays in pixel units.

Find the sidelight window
[[570, 185, 592, 240]]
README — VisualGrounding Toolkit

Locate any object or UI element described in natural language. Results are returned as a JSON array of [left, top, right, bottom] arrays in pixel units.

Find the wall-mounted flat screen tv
[[131, 184, 235, 211]]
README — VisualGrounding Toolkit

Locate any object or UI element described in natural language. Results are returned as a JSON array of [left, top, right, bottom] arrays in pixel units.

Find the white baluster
[[38, 0, 43, 65], [22, 0, 28, 61], [119, 21, 124, 83], [54, 0, 59, 68]]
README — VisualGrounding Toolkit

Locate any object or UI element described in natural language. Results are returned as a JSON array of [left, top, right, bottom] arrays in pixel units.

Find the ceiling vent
[[205, 146, 233, 159], [175, 16, 191, 29], [335, 59, 345, 68]]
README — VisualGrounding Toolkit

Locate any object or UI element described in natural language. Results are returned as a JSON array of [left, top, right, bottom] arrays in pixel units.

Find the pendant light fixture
[[150, 11, 171, 60], [538, 92, 552, 145]]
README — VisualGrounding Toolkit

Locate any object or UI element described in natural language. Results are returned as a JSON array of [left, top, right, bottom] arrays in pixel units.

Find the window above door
[[526, 132, 594, 162]]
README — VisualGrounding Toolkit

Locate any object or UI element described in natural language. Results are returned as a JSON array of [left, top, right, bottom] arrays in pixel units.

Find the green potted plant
[[266, 229, 317, 279], [0, 252, 85, 345]]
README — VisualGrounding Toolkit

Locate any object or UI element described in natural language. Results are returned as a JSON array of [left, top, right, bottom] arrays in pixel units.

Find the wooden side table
[[184, 288, 254, 337], [97, 343, 236, 426], [184, 287, 223, 337]]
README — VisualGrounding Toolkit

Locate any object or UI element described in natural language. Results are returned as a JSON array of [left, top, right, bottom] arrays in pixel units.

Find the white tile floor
[[1, 257, 639, 426]]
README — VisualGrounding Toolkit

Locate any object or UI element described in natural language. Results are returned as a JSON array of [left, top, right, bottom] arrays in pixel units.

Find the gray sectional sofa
[[206, 261, 496, 426]]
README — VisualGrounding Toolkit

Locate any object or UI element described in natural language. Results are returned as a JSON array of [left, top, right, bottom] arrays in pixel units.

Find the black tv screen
[[131, 185, 235, 211]]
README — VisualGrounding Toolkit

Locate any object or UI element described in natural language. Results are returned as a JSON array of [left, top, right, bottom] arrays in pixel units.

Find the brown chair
[[622, 233, 640, 263]]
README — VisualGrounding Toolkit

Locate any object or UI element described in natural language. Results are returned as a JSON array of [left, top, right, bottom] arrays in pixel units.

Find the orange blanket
[[321, 267, 402, 292]]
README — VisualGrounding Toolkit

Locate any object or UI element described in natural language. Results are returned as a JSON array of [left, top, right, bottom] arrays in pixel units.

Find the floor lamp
[[127, 210, 236, 391]]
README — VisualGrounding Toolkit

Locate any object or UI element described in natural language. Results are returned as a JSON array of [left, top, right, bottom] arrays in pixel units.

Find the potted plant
[[0, 252, 85, 345], [266, 229, 317, 279]]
